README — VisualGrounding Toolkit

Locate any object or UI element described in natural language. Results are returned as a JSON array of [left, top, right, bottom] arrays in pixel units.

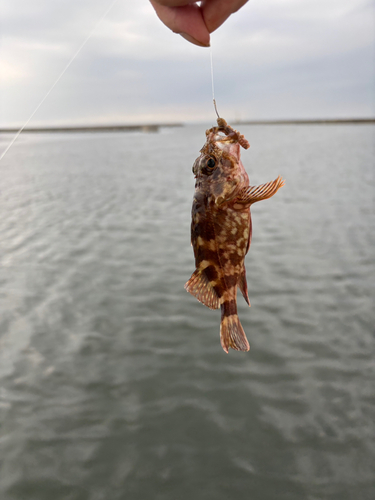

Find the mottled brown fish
[[185, 118, 285, 353]]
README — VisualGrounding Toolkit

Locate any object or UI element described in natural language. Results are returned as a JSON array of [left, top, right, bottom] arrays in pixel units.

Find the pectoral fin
[[233, 176, 285, 209]]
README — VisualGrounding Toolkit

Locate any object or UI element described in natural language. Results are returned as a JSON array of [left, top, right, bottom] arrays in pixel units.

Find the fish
[[185, 117, 285, 353]]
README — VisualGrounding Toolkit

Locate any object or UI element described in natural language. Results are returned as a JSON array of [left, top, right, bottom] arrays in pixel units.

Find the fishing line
[[210, 46, 220, 119], [0, 0, 119, 162]]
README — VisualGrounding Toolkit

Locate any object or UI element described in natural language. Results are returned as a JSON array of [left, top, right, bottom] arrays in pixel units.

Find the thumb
[[150, 1, 210, 47]]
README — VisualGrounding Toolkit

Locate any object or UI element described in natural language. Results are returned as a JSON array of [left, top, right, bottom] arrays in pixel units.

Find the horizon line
[[0, 118, 374, 134]]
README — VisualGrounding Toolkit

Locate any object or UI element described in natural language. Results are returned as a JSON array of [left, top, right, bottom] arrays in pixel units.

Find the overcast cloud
[[0, 0, 374, 126]]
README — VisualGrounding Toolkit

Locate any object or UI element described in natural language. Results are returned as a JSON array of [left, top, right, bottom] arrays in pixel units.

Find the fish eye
[[206, 157, 216, 170]]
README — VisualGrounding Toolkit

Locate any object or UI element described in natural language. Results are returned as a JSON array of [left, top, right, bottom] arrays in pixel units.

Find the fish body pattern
[[185, 118, 285, 353]]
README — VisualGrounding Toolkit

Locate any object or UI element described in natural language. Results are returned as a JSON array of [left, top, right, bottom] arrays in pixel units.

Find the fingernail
[[179, 33, 210, 47]]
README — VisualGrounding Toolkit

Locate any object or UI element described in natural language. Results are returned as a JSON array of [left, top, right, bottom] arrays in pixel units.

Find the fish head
[[192, 118, 250, 205]]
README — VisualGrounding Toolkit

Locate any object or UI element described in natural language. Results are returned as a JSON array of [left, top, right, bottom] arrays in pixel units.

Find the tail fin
[[220, 313, 250, 353]]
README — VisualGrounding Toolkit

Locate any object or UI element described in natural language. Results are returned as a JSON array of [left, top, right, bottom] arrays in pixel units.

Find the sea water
[[0, 124, 374, 500]]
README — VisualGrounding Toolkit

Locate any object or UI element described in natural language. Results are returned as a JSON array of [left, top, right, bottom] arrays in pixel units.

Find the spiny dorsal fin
[[233, 176, 285, 209]]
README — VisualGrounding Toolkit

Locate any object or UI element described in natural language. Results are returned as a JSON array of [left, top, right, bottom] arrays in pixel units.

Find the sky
[[0, 0, 374, 126]]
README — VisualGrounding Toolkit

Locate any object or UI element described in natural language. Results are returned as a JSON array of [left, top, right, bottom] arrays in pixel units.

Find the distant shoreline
[[233, 118, 375, 125], [0, 119, 373, 134], [232, 118, 375, 125], [0, 123, 183, 134]]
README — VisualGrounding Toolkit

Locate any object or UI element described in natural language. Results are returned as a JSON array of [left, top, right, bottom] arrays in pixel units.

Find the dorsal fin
[[233, 176, 285, 209], [238, 268, 251, 307]]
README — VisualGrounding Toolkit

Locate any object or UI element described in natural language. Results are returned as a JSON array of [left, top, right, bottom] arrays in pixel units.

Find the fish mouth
[[206, 118, 250, 150], [213, 134, 236, 151]]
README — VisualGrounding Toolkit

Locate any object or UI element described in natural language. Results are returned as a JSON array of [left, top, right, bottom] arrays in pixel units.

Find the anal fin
[[185, 269, 220, 310]]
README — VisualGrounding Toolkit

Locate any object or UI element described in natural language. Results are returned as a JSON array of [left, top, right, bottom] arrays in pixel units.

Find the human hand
[[150, 0, 249, 47]]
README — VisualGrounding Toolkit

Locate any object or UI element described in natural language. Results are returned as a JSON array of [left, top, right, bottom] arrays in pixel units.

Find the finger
[[201, 0, 249, 33], [152, 0, 197, 6], [150, 1, 210, 47]]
